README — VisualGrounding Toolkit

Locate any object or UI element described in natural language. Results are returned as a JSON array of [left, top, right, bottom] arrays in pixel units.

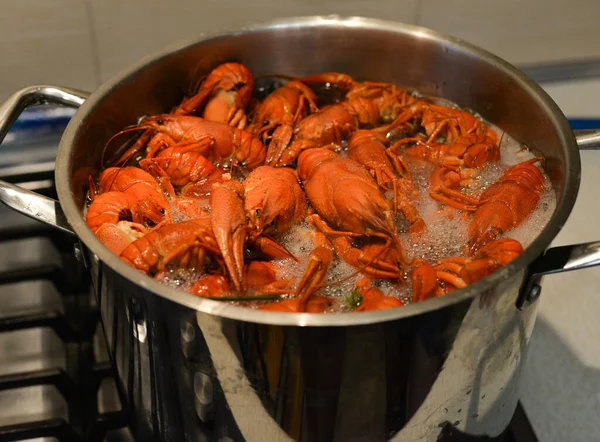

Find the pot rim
[[55, 15, 580, 326]]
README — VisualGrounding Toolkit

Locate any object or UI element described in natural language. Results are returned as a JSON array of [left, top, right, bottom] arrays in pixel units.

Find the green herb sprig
[[344, 289, 363, 310]]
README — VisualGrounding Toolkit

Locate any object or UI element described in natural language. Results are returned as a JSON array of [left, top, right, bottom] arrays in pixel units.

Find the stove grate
[[0, 170, 130, 442]]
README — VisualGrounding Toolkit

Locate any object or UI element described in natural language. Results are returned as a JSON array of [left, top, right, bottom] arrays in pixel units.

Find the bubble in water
[[156, 268, 207, 292], [86, 96, 557, 313]]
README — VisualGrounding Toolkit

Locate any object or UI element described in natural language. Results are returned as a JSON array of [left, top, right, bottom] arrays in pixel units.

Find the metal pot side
[[47, 16, 579, 442]]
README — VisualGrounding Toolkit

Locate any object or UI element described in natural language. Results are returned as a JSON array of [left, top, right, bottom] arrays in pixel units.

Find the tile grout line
[[84, 0, 102, 87]]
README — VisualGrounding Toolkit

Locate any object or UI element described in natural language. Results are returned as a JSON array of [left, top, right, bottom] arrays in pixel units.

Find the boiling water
[[400, 129, 556, 265], [90, 81, 557, 310], [233, 127, 555, 309], [148, 125, 557, 310]]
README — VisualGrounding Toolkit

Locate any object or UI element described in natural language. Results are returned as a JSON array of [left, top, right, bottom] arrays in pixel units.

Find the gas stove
[[0, 109, 546, 442], [0, 126, 131, 442]]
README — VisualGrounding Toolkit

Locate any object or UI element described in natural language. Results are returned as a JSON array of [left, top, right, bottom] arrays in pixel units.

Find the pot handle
[[574, 129, 600, 150], [0, 85, 89, 236], [517, 128, 600, 308]]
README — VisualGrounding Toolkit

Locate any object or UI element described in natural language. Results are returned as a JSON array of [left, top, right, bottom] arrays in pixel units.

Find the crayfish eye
[[159, 208, 166, 215], [156, 119, 164, 125], [255, 209, 261, 218]]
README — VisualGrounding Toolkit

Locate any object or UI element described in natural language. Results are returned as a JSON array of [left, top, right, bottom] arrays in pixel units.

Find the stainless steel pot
[[1, 16, 599, 442]]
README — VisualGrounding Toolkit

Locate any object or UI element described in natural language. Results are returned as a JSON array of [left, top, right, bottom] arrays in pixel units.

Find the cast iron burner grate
[[0, 119, 539, 442], [0, 155, 131, 442]]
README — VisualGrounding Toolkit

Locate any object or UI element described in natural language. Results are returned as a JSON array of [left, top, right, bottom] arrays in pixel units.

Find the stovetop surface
[[0, 110, 544, 442]]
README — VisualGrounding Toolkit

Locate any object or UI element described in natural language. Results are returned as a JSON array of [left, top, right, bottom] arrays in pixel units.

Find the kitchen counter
[[520, 78, 600, 442]]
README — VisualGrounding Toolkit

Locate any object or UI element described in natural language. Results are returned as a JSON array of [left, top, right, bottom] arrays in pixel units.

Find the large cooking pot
[[1, 16, 599, 442]]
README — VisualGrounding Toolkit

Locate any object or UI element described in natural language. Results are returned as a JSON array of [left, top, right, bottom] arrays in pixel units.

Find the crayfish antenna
[[88, 175, 98, 200], [101, 124, 154, 168], [383, 211, 409, 266], [498, 130, 507, 149], [188, 68, 208, 97], [297, 72, 357, 93]]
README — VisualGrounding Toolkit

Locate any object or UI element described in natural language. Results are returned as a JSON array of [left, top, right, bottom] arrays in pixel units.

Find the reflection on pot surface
[[95, 258, 536, 441]]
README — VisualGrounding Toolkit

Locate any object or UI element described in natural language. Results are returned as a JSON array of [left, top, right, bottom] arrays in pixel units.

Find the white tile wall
[[1, 0, 600, 99], [88, 0, 419, 83], [417, 0, 600, 65], [0, 0, 97, 99]]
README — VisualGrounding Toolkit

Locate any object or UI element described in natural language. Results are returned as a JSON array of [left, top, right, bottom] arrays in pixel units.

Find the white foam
[[391, 121, 556, 303], [496, 131, 537, 166], [156, 268, 207, 292], [274, 222, 361, 301]]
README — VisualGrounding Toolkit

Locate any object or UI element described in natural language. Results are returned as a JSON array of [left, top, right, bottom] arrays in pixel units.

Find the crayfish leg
[[265, 124, 294, 166], [227, 107, 248, 130], [384, 148, 411, 179], [307, 213, 362, 238], [138, 159, 176, 197], [331, 237, 401, 279], [295, 232, 334, 311], [436, 271, 468, 290], [249, 235, 297, 261], [429, 187, 479, 211], [158, 236, 220, 273]]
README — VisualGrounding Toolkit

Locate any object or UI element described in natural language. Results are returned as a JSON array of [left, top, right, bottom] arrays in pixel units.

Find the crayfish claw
[[210, 180, 248, 293]]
